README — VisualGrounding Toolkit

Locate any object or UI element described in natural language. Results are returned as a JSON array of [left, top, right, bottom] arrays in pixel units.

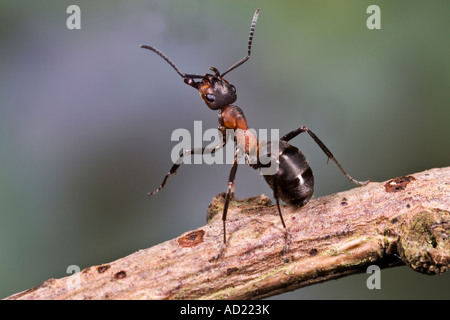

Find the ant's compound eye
[[205, 94, 216, 103], [231, 85, 236, 92]]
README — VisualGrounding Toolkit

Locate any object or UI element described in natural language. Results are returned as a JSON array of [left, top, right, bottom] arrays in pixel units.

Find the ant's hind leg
[[272, 177, 291, 254], [281, 126, 369, 186]]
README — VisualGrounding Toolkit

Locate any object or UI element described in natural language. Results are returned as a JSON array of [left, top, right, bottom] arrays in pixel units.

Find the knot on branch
[[398, 209, 450, 275]]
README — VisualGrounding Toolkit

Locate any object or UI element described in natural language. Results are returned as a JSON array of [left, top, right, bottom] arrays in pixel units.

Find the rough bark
[[6, 167, 450, 300]]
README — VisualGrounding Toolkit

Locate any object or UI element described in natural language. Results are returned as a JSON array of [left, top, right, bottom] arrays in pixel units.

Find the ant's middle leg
[[281, 126, 369, 186], [221, 156, 239, 244], [211, 154, 239, 261], [148, 142, 224, 197]]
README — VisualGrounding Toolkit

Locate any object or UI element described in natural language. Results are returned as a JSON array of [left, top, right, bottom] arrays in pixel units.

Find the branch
[[6, 167, 450, 300]]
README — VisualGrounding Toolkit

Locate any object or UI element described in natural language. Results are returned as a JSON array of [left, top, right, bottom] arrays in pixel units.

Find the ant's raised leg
[[281, 126, 369, 186], [148, 142, 224, 197]]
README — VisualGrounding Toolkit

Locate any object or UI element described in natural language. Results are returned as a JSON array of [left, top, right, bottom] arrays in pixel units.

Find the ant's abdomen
[[262, 140, 314, 207]]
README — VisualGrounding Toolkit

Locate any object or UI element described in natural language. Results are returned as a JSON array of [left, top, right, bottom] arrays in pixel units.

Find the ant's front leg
[[148, 142, 224, 197]]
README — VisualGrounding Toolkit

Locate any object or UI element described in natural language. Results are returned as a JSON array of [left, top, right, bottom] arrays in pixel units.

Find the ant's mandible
[[141, 9, 369, 258]]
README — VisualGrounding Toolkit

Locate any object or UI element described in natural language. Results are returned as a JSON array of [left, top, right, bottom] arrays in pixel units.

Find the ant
[[141, 9, 369, 258]]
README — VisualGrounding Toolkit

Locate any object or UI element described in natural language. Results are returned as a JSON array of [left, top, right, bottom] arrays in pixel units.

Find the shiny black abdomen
[[261, 140, 314, 207]]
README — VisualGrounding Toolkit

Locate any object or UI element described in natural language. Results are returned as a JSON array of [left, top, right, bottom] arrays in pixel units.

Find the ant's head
[[140, 9, 259, 111], [184, 68, 236, 110], [140, 44, 240, 111]]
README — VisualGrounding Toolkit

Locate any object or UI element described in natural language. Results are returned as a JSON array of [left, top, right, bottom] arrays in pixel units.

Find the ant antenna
[[140, 44, 203, 79], [220, 8, 260, 78]]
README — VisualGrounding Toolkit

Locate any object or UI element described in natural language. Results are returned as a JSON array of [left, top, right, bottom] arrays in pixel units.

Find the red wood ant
[[141, 9, 369, 258]]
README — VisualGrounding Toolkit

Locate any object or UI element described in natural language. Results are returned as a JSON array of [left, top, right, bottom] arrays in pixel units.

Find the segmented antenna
[[140, 44, 203, 79], [141, 8, 260, 79], [220, 8, 260, 77]]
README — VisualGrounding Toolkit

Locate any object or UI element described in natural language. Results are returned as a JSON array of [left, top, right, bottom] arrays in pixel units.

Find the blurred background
[[0, 0, 449, 299]]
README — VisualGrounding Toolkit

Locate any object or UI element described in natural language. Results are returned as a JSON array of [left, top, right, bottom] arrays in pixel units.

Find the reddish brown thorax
[[219, 105, 258, 157], [220, 105, 248, 130]]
